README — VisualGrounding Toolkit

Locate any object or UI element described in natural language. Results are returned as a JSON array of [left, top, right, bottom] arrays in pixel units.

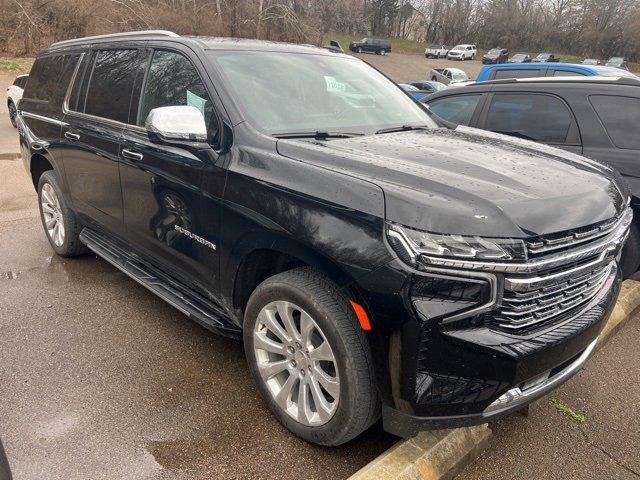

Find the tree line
[[1, 0, 638, 62]]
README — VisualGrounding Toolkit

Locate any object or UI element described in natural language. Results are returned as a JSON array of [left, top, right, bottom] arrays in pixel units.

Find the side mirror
[[145, 106, 207, 145]]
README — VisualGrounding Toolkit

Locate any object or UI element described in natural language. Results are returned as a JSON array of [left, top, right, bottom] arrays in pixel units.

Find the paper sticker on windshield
[[324, 76, 347, 93], [187, 90, 207, 115]]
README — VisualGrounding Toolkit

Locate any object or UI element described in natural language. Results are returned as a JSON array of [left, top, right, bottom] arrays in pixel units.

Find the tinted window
[[485, 93, 573, 143], [83, 49, 143, 123], [590, 95, 640, 150], [139, 50, 214, 132], [13, 76, 27, 88], [22, 56, 64, 101], [428, 94, 482, 125], [492, 69, 543, 79], [552, 70, 584, 77]]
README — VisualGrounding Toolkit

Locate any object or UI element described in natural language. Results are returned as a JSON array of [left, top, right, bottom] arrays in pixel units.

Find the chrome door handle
[[121, 149, 143, 161], [64, 131, 80, 141]]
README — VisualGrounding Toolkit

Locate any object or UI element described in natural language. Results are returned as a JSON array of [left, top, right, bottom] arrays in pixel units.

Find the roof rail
[[50, 30, 179, 48]]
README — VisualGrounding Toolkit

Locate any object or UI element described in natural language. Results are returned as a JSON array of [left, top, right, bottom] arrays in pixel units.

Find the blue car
[[476, 63, 638, 82]]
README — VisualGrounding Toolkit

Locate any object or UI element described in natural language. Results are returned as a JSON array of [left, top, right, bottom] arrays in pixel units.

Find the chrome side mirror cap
[[145, 105, 207, 143]]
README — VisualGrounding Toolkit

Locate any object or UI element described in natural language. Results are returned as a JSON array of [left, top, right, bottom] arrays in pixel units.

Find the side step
[[79, 227, 241, 339]]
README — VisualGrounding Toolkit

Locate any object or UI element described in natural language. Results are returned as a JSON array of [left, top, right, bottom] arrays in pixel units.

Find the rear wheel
[[8, 101, 17, 128], [243, 267, 379, 446], [37, 170, 88, 257]]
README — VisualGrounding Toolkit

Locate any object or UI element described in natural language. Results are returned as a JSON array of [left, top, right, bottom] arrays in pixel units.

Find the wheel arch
[[227, 233, 361, 317], [30, 152, 56, 190]]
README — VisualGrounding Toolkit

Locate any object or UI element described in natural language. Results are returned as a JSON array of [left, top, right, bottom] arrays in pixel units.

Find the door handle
[[64, 131, 80, 141], [121, 148, 143, 161]]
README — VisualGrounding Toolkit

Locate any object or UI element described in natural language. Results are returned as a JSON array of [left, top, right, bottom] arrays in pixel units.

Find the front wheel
[[244, 267, 380, 446], [380, 49, 386, 56], [357, 47, 363, 54]]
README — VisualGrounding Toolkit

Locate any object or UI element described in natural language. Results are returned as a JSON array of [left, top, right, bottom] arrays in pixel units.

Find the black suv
[[424, 76, 640, 277], [18, 31, 630, 445], [349, 37, 391, 55]]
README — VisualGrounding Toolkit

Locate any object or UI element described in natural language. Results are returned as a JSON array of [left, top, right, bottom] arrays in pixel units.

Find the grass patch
[[548, 396, 586, 424], [0, 57, 34, 73]]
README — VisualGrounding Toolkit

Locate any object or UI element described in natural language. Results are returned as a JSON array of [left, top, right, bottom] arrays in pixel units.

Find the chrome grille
[[494, 261, 613, 330]]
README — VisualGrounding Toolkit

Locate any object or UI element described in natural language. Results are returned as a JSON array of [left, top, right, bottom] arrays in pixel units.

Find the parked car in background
[[582, 58, 601, 65], [447, 44, 476, 60], [19, 31, 631, 447], [532, 53, 560, 62], [398, 83, 421, 98], [349, 37, 391, 55], [425, 44, 448, 58], [606, 57, 628, 70], [6, 73, 28, 128], [476, 62, 639, 81], [324, 40, 343, 53], [405, 80, 447, 97], [424, 75, 640, 276], [482, 48, 509, 64], [430, 67, 469, 85], [508, 53, 531, 63]]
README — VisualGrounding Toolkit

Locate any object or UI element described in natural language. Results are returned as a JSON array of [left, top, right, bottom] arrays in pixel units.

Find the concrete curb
[[349, 425, 491, 480], [348, 279, 640, 480], [597, 278, 640, 350]]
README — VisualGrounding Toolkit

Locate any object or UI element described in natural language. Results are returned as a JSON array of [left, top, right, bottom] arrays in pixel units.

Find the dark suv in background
[[424, 76, 640, 277], [17, 31, 630, 445], [349, 37, 391, 55]]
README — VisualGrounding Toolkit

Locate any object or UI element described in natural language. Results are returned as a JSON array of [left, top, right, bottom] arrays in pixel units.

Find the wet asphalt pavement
[[0, 154, 395, 477]]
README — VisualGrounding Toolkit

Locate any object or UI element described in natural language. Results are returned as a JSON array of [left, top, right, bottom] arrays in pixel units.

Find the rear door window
[[492, 69, 544, 80], [22, 56, 65, 101], [427, 94, 483, 125], [589, 95, 640, 150], [83, 49, 145, 123], [484, 93, 575, 143]]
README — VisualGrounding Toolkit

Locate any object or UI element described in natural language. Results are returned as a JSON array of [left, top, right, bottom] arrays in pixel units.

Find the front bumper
[[359, 209, 630, 438]]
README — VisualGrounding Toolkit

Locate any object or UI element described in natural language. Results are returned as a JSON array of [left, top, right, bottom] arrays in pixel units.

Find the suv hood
[[276, 127, 626, 238]]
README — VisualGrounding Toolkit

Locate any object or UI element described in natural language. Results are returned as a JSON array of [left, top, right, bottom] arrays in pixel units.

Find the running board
[[79, 227, 241, 339]]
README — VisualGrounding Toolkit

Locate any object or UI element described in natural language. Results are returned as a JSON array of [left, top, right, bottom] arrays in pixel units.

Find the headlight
[[387, 223, 527, 267]]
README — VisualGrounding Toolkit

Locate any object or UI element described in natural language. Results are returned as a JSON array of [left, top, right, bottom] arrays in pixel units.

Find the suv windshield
[[488, 49, 501, 54], [209, 51, 434, 135], [452, 45, 465, 50]]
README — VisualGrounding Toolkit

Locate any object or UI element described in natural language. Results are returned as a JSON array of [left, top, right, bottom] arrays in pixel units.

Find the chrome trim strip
[[484, 337, 598, 413], [503, 253, 609, 291], [20, 111, 68, 127]]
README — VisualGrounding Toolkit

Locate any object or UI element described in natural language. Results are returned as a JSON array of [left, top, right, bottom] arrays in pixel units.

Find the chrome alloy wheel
[[41, 183, 65, 247], [253, 300, 340, 426]]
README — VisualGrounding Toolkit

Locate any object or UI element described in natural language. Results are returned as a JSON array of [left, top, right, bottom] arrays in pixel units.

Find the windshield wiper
[[375, 125, 431, 135], [494, 130, 537, 142], [273, 131, 363, 140]]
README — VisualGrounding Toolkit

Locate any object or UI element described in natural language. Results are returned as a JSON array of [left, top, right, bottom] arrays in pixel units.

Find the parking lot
[[2, 53, 640, 480]]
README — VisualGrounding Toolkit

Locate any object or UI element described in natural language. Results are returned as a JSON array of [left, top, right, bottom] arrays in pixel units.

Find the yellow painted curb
[[597, 279, 640, 350], [348, 425, 491, 480]]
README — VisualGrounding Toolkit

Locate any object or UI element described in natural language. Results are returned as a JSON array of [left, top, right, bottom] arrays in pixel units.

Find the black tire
[[8, 101, 17, 128], [243, 267, 380, 446], [357, 47, 363, 54], [431, 76, 438, 81], [621, 222, 640, 279], [37, 170, 88, 257]]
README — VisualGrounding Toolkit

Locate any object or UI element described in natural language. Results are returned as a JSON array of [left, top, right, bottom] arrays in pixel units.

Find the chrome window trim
[[20, 111, 69, 127]]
